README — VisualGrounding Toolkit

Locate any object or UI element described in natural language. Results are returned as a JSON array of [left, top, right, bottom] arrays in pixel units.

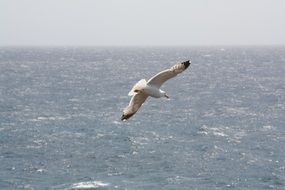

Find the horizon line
[[1, 44, 285, 48]]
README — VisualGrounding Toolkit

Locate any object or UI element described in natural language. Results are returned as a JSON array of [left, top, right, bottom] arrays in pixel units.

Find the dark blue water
[[0, 47, 285, 189]]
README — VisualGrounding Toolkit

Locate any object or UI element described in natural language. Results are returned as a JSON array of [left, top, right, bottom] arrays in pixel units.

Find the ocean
[[0, 46, 285, 189]]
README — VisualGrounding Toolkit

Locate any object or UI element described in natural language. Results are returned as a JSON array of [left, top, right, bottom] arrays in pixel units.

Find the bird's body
[[143, 85, 165, 98], [121, 60, 191, 121]]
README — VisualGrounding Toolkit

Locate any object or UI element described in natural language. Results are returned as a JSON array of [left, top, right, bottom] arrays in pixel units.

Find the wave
[[71, 180, 109, 189]]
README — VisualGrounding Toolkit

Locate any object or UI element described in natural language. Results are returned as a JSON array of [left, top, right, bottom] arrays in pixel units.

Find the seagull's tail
[[128, 79, 147, 96]]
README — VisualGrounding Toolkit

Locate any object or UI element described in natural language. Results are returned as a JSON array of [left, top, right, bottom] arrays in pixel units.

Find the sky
[[1, 0, 285, 46]]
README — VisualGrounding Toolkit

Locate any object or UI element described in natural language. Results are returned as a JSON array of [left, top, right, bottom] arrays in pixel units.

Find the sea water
[[0, 47, 285, 189]]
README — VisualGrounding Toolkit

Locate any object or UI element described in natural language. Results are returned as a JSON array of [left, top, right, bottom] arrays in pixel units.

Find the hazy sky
[[1, 0, 285, 46]]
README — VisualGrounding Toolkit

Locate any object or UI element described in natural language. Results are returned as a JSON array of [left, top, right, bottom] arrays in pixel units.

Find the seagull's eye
[[134, 90, 139, 93]]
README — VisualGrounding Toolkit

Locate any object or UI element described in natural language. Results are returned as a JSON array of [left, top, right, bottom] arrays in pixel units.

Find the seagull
[[121, 60, 191, 121]]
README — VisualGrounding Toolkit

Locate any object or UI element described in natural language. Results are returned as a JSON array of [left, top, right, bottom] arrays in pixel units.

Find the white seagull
[[121, 60, 191, 121]]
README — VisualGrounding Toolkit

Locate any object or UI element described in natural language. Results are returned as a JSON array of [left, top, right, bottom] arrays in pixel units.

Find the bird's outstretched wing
[[147, 60, 191, 88], [121, 93, 148, 121]]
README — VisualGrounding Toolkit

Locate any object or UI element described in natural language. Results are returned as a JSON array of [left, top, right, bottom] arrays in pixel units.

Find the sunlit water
[[0, 47, 285, 189]]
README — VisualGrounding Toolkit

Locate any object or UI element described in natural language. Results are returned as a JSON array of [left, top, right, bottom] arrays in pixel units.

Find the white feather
[[128, 79, 147, 96]]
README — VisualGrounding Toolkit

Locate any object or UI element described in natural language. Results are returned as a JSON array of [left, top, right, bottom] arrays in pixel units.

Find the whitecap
[[131, 136, 149, 145], [20, 64, 29, 68], [31, 116, 69, 122], [166, 175, 184, 184], [199, 125, 228, 137], [71, 181, 109, 189], [95, 133, 105, 138], [37, 116, 48, 120], [112, 121, 121, 125], [68, 98, 80, 102], [36, 168, 46, 173], [262, 125, 274, 131], [212, 131, 228, 137]]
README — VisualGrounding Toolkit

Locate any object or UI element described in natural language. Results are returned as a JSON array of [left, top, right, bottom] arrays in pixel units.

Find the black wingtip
[[182, 60, 191, 69], [121, 113, 135, 121], [121, 114, 127, 121]]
